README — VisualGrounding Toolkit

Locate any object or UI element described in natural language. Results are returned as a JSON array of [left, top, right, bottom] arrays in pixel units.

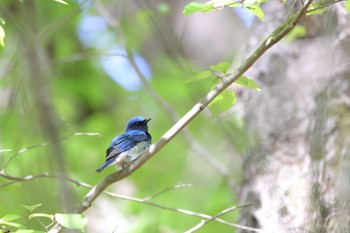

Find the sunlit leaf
[[235, 76, 261, 91], [210, 0, 239, 9], [208, 90, 236, 117], [15, 230, 46, 233], [183, 2, 213, 15], [183, 0, 240, 15], [55, 214, 87, 231], [284, 25, 306, 43], [157, 3, 170, 14], [21, 204, 42, 212], [247, 5, 264, 22], [307, 2, 327, 15], [185, 70, 213, 83], [0, 221, 23, 228], [0, 215, 23, 228], [244, 0, 267, 4], [209, 62, 230, 74], [0, 25, 5, 47], [29, 213, 54, 220], [345, 0, 350, 14], [0, 214, 21, 222], [53, 0, 67, 5]]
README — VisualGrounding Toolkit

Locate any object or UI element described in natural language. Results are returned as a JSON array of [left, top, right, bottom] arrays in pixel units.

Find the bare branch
[[142, 183, 193, 201], [184, 203, 255, 233], [103, 189, 258, 232], [0, 171, 84, 189], [2, 132, 101, 170]]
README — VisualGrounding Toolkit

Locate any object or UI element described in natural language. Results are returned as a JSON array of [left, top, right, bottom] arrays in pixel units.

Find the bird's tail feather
[[96, 160, 113, 172]]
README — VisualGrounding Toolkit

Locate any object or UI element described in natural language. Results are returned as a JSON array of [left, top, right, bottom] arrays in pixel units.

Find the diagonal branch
[[184, 203, 253, 233], [48, 1, 313, 232], [2, 132, 101, 170]]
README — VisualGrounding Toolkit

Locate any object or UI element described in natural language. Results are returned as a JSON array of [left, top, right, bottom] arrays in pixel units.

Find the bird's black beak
[[145, 118, 151, 123]]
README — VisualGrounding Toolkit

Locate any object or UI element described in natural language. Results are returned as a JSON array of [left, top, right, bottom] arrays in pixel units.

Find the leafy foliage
[[183, 2, 214, 15], [52, 0, 67, 5], [208, 90, 236, 117], [346, 0, 350, 14], [186, 62, 260, 116], [0, 17, 5, 47], [21, 204, 42, 213], [284, 25, 306, 42], [183, 0, 264, 21], [0, 205, 86, 232], [209, 62, 230, 74], [307, 2, 328, 15], [0, 214, 23, 229], [55, 214, 87, 232], [235, 76, 261, 92]]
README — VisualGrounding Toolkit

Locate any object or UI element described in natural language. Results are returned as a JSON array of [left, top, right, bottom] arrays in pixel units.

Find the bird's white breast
[[115, 141, 151, 168]]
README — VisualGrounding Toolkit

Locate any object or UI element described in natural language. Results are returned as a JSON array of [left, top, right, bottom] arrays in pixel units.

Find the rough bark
[[238, 3, 350, 233]]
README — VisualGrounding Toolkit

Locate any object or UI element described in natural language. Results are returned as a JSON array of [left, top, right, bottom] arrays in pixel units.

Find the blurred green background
[[0, 0, 250, 232]]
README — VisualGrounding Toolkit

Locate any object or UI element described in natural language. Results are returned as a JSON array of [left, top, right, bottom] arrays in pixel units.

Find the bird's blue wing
[[105, 130, 148, 161]]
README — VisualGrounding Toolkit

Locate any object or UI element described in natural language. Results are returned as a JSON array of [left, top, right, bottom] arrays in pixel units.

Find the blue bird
[[96, 116, 152, 172]]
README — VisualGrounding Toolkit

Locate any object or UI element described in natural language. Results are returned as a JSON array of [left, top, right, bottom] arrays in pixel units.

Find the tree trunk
[[238, 3, 350, 233]]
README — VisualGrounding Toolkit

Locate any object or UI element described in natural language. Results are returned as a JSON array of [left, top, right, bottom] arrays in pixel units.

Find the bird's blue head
[[126, 116, 151, 132]]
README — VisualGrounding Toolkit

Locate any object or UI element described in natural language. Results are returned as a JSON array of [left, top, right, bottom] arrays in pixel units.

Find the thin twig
[[2, 132, 101, 170], [142, 183, 193, 201], [0, 171, 84, 188], [184, 203, 253, 233]]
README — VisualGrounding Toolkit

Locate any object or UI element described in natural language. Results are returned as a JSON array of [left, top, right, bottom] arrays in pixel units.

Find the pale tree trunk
[[238, 3, 350, 233]]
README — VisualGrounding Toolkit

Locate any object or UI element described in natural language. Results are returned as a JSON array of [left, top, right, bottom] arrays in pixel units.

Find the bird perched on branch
[[96, 116, 152, 172]]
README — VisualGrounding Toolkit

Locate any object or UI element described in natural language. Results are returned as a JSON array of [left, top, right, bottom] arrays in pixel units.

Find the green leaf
[[307, 2, 327, 15], [210, 0, 239, 9], [157, 3, 170, 14], [284, 25, 306, 43], [55, 214, 87, 231], [29, 213, 54, 221], [247, 5, 264, 22], [0, 215, 23, 228], [345, 0, 350, 14], [21, 204, 42, 212], [209, 62, 230, 74], [235, 76, 261, 91], [208, 90, 236, 117], [0, 25, 5, 47], [0, 214, 21, 222], [183, 2, 213, 15], [53, 0, 68, 5], [15, 230, 46, 233], [185, 70, 213, 83], [0, 221, 23, 228]]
